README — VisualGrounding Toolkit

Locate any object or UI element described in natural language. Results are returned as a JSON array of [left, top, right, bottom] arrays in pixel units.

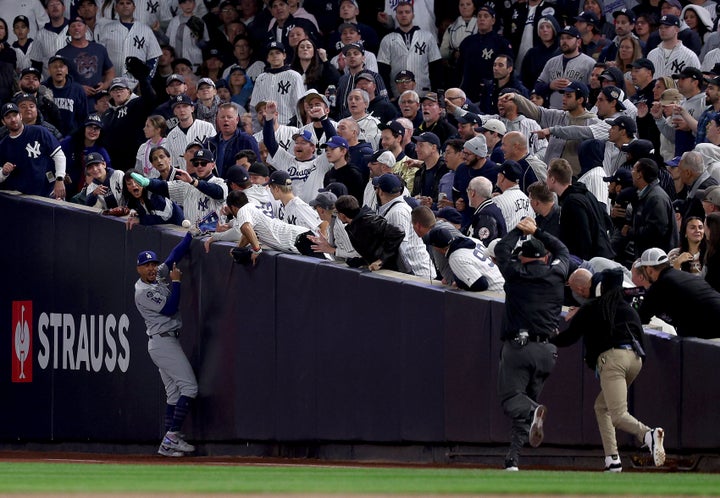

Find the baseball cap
[[599, 67, 623, 82], [266, 40, 286, 53], [319, 182, 349, 197], [600, 86, 626, 110], [463, 135, 488, 157], [1, 103, 19, 117], [20, 67, 41, 79], [372, 173, 403, 194], [379, 120, 405, 136], [109, 77, 132, 90], [562, 81, 589, 99], [708, 63, 720, 76], [171, 94, 194, 108], [412, 132, 441, 148], [559, 25, 581, 38], [621, 139, 655, 158], [602, 168, 633, 186], [612, 8, 636, 22], [703, 186, 720, 206], [458, 114, 481, 125], [499, 161, 523, 183], [480, 118, 507, 136], [248, 162, 270, 177], [269, 170, 293, 186], [605, 115, 637, 134], [292, 129, 318, 145], [322, 136, 349, 149], [394, 70, 415, 82], [706, 75, 720, 86], [85, 152, 105, 166], [477, 4, 495, 16], [13, 93, 36, 105], [368, 150, 396, 168], [338, 22, 360, 33], [341, 41, 364, 55], [436, 207, 463, 226], [659, 88, 683, 105], [300, 88, 330, 107], [185, 142, 202, 152], [48, 55, 68, 66], [629, 58, 655, 72], [673, 66, 704, 82], [520, 238, 547, 258], [84, 114, 103, 128], [661, 0, 682, 9], [69, 15, 86, 24], [136, 250, 159, 266], [659, 14, 680, 27], [633, 248, 669, 268], [420, 92, 439, 103], [574, 11, 599, 25], [197, 77, 215, 89], [225, 165, 249, 185], [165, 73, 185, 86], [309, 191, 338, 209], [486, 239, 501, 258], [665, 156, 682, 167], [426, 226, 455, 248], [204, 47, 222, 60], [355, 71, 375, 83], [13, 15, 30, 27], [192, 148, 215, 163]]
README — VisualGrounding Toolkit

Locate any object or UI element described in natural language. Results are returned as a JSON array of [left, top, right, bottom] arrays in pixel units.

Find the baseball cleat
[[504, 458, 519, 471], [158, 444, 184, 457], [644, 428, 665, 467], [163, 431, 195, 453], [529, 404, 547, 448], [604, 455, 622, 472]]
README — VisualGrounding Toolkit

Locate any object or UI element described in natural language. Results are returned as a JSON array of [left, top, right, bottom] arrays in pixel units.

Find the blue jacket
[[43, 76, 88, 137], [206, 128, 261, 178]]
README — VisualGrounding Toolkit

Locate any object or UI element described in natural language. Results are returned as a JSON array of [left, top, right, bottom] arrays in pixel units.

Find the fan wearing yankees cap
[[633, 247, 720, 339], [493, 160, 534, 232], [164, 94, 217, 170], [43, 54, 89, 137], [0, 102, 67, 199], [426, 226, 504, 292], [84, 152, 125, 209], [249, 41, 305, 125], [16, 67, 63, 130], [307, 190, 361, 262], [646, 14, 701, 79]]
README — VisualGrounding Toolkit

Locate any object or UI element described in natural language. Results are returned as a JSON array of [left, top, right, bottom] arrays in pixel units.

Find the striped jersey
[[449, 243, 505, 292], [492, 186, 535, 230]]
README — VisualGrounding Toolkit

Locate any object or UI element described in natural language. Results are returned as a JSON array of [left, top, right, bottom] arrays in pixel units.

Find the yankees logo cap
[[13, 92, 36, 105], [269, 170, 293, 186], [109, 77, 132, 90], [166, 73, 185, 86], [171, 94, 194, 108], [379, 120, 405, 136], [600, 85, 626, 110], [559, 25, 582, 38], [341, 41, 364, 55], [84, 152, 105, 167], [197, 77, 216, 89], [136, 251, 159, 266], [436, 207, 463, 226], [267, 40, 286, 53], [426, 226, 455, 248], [520, 238, 547, 259], [612, 8, 636, 22], [412, 131, 441, 148], [20, 67, 41, 79], [621, 139, 654, 158], [477, 4, 495, 16], [372, 173, 403, 194], [84, 114, 103, 128], [602, 168, 633, 187], [574, 11, 599, 25], [659, 14, 680, 27], [604, 115, 636, 134], [248, 162, 270, 177], [225, 165, 249, 185], [192, 148, 215, 163], [1, 103, 19, 116], [48, 54, 69, 66], [394, 70, 415, 82], [13, 15, 30, 27]]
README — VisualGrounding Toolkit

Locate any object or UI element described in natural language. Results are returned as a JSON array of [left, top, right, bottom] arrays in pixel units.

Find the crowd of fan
[[3, 0, 720, 338]]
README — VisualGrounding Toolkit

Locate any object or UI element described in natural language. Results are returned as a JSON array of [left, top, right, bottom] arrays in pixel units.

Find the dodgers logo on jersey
[[26, 141, 41, 159]]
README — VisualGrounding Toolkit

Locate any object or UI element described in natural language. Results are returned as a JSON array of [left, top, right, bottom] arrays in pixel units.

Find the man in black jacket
[[494, 217, 570, 471]]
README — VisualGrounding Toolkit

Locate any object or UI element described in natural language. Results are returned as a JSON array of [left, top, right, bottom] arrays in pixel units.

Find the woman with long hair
[[682, 5, 713, 44], [135, 115, 168, 178], [614, 36, 642, 97], [60, 115, 110, 198], [703, 211, 720, 291], [668, 216, 706, 274], [123, 170, 185, 230], [290, 37, 339, 93], [225, 64, 253, 109]]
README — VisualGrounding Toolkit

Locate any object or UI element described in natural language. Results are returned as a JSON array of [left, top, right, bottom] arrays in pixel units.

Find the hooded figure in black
[[0, 17, 17, 104]]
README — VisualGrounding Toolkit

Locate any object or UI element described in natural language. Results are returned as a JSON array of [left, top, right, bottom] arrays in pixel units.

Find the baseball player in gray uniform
[[134, 232, 197, 457]]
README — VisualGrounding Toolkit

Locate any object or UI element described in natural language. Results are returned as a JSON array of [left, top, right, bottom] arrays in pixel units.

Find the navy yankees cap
[[13, 15, 30, 27], [20, 67, 41, 79], [225, 165, 249, 185], [248, 162, 270, 177], [372, 173, 403, 194], [612, 8, 636, 22], [266, 40, 286, 53], [269, 170, 292, 186], [629, 58, 655, 72], [605, 115, 636, 134], [1, 103, 19, 117], [600, 86, 626, 110], [574, 11, 599, 26], [171, 94, 194, 108], [520, 238, 547, 258], [394, 70, 415, 82], [437, 207, 463, 226], [341, 41, 364, 55], [84, 114, 103, 128], [659, 14, 680, 27], [559, 25, 581, 38], [136, 250, 160, 266], [166, 73, 185, 86], [426, 226, 455, 248], [603, 168, 633, 186], [48, 54, 69, 66], [379, 120, 405, 136], [672, 66, 704, 81], [412, 131, 441, 148], [561, 81, 589, 99], [499, 160, 523, 183], [172, 58, 193, 70], [192, 148, 215, 163], [621, 139, 655, 158], [477, 4, 495, 16], [13, 92, 36, 105], [84, 152, 105, 167]]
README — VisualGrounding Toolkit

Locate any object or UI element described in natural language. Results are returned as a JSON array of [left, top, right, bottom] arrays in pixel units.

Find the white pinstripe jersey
[[167, 176, 227, 224], [363, 180, 410, 211], [244, 184, 275, 219], [235, 202, 307, 253], [165, 119, 217, 170], [98, 20, 162, 78], [254, 124, 299, 153], [377, 29, 441, 98], [448, 244, 505, 292], [165, 15, 210, 69], [378, 196, 436, 278], [0, 0, 48, 44], [267, 149, 332, 202], [354, 114, 381, 149], [647, 42, 701, 78], [29, 26, 90, 77], [579, 166, 610, 214], [383, 0, 437, 40], [249, 69, 306, 125], [278, 196, 322, 233], [329, 214, 360, 261], [86, 169, 125, 209], [492, 186, 534, 230]]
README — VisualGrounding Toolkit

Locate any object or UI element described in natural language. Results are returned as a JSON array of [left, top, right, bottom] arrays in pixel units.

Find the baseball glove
[[102, 206, 131, 217], [230, 246, 253, 265], [125, 56, 150, 80], [186, 16, 205, 40]]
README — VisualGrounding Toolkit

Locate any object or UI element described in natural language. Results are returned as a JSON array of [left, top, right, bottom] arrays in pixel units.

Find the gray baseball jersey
[[378, 196, 436, 278], [492, 185, 535, 230], [449, 244, 505, 292], [135, 263, 182, 337], [98, 20, 162, 78], [538, 53, 596, 109], [377, 29, 441, 98], [165, 120, 217, 170]]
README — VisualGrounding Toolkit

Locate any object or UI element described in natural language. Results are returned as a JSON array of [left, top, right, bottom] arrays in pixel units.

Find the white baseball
[[182, 220, 192, 229]]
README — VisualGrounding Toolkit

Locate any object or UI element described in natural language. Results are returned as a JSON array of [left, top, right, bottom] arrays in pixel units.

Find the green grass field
[[0, 462, 719, 495]]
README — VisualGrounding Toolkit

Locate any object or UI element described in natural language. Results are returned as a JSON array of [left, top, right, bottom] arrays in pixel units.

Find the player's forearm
[[159, 282, 181, 316], [240, 222, 261, 250], [165, 232, 193, 266]]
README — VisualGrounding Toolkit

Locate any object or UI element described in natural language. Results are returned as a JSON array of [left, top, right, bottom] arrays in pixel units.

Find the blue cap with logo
[[171, 94, 194, 108], [137, 250, 160, 266], [192, 148, 215, 163], [292, 129, 318, 145], [322, 136, 349, 149]]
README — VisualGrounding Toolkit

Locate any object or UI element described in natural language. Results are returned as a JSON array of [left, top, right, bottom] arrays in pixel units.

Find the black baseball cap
[[341, 41, 364, 55], [171, 94, 194, 108], [600, 86, 626, 110], [672, 67, 704, 82], [85, 152, 105, 167], [269, 170, 292, 186], [499, 161, 523, 183], [192, 148, 215, 163], [559, 25, 582, 38], [603, 168, 634, 187], [562, 81, 589, 99], [605, 115, 637, 135], [225, 165, 249, 185], [520, 238, 547, 258], [48, 55, 69, 66], [629, 58, 655, 72], [379, 120, 405, 136], [20, 67, 41, 79], [394, 70, 415, 82], [659, 14, 680, 27], [621, 139, 655, 158], [574, 11, 599, 26], [248, 162, 270, 177], [412, 132, 441, 148], [612, 8, 636, 22]]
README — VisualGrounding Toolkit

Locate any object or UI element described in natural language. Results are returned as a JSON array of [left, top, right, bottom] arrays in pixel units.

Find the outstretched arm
[[165, 232, 193, 267]]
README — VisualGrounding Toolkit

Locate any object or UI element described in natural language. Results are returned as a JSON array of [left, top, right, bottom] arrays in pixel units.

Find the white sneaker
[[644, 428, 665, 467], [158, 444, 184, 457], [163, 431, 195, 453], [529, 405, 547, 448], [604, 455, 622, 472]]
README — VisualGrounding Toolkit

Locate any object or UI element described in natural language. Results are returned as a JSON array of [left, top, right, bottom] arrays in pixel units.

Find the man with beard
[[16, 67, 62, 130], [479, 54, 529, 115]]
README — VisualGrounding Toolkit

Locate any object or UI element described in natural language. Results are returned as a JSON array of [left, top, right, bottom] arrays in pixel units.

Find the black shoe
[[504, 458, 519, 471]]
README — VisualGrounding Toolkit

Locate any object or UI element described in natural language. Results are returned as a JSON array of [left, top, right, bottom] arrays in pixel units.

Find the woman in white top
[[135, 115, 168, 178], [440, 0, 477, 61]]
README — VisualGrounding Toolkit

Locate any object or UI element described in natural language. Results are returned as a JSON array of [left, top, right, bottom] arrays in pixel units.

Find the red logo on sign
[[12, 301, 32, 383]]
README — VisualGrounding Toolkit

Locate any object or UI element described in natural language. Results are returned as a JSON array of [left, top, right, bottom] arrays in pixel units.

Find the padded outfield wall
[[1, 193, 719, 456]]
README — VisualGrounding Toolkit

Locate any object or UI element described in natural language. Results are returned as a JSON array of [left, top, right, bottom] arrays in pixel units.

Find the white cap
[[374, 150, 396, 168], [486, 238, 501, 258], [633, 248, 669, 268], [481, 118, 507, 136]]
